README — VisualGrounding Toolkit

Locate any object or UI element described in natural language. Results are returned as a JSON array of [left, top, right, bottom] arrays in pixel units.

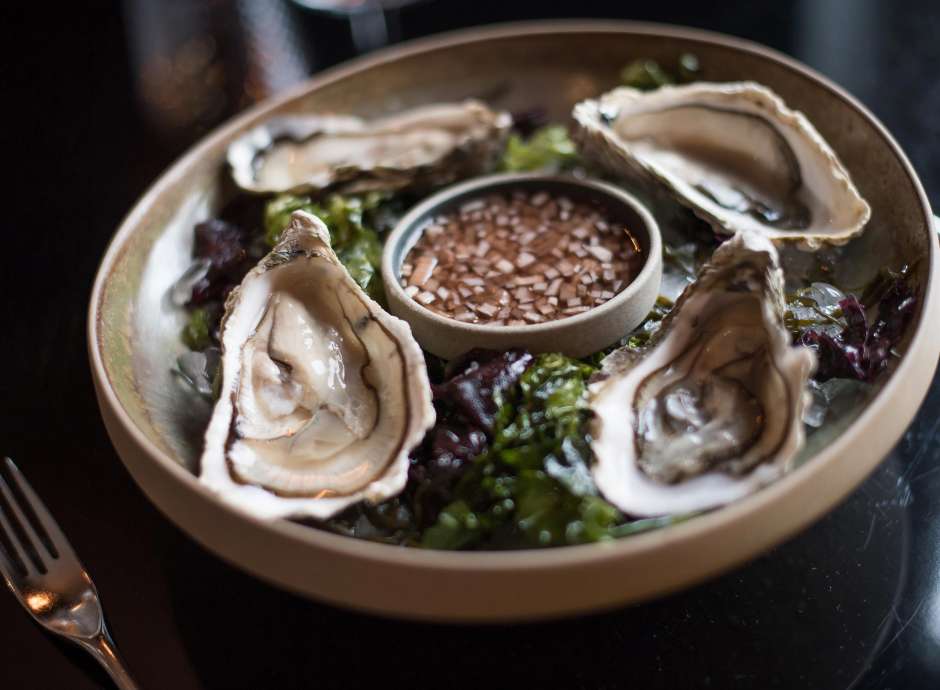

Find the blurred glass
[[124, 0, 312, 140], [290, 0, 430, 53]]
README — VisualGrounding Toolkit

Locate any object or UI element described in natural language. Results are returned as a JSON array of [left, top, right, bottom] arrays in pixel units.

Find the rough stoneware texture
[[381, 173, 663, 359], [89, 23, 939, 620]]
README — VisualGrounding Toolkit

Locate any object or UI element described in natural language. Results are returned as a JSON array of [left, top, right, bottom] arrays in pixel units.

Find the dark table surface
[[2, 1, 940, 688]]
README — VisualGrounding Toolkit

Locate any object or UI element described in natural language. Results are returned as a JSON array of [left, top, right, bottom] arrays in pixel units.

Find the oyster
[[590, 231, 815, 516], [573, 82, 870, 249], [229, 100, 512, 196], [199, 211, 435, 520]]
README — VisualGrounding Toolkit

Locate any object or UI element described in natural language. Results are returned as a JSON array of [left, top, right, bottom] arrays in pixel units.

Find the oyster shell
[[573, 82, 870, 249], [590, 231, 815, 516], [229, 100, 512, 196], [199, 211, 435, 520]]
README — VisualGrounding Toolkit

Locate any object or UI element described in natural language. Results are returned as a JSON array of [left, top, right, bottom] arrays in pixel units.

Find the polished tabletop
[[2, 1, 939, 688]]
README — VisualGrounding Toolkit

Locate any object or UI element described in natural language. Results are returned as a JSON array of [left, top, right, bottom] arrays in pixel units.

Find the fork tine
[[0, 466, 50, 572], [0, 491, 33, 576], [3, 459, 69, 562], [0, 532, 21, 579]]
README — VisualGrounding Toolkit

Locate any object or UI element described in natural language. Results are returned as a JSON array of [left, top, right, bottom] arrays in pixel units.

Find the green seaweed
[[263, 192, 388, 303], [500, 125, 579, 173], [620, 53, 701, 90], [180, 307, 212, 351], [420, 353, 665, 550]]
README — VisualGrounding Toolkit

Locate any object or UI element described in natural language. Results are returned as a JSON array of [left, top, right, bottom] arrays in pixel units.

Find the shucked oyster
[[228, 100, 512, 196], [590, 231, 815, 516], [573, 82, 870, 249], [199, 211, 435, 520]]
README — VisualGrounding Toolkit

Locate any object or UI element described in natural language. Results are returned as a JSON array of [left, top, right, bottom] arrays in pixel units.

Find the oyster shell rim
[[227, 99, 513, 197], [572, 81, 873, 250], [197, 210, 436, 521], [589, 230, 817, 517]]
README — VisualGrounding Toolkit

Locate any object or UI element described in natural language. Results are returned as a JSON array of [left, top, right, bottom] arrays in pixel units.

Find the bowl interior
[[94, 24, 931, 521]]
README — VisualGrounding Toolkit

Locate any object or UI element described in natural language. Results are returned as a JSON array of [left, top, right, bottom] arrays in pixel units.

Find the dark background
[[2, 1, 940, 688]]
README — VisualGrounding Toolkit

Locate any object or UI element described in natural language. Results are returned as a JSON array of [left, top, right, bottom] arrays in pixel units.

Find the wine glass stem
[[349, 6, 389, 53]]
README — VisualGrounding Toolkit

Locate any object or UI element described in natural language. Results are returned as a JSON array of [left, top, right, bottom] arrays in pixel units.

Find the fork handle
[[79, 626, 140, 690]]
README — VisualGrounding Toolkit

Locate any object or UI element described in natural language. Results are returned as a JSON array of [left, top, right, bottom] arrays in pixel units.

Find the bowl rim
[[379, 171, 662, 339], [88, 19, 937, 577]]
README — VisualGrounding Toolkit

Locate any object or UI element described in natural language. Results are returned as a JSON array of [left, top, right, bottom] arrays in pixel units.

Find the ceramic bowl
[[88, 21, 939, 622], [381, 172, 662, 359]]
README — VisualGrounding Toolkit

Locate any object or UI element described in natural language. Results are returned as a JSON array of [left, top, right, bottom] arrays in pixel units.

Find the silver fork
[[0, 457, 139, 689]]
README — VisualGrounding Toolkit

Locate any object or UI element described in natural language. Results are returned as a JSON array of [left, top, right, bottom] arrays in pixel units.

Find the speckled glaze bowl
[[88, 21, 939, 622], [381, 172, 662, 359]]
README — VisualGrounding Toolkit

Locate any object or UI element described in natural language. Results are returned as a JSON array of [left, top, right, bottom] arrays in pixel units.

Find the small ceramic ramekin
[[381, 172, 663, 359]]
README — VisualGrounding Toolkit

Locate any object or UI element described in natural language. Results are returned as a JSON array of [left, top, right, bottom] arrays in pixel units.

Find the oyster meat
[[590, 231, 815, 516], [573, 82, 870, 249], [199, 211, 435, 520], [229, 100, 512, 196]]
